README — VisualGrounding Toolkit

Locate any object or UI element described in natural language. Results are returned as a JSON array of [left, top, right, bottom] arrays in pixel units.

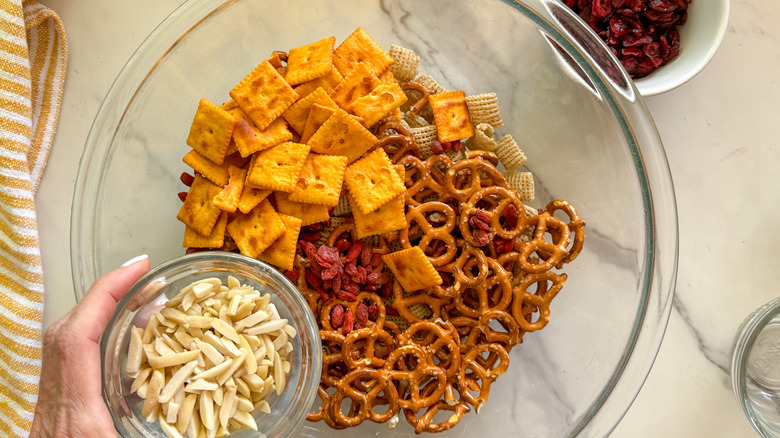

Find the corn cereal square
[[428, 90, 475, 142], [382, 246, 443, 292], [307, 110, 376, 163], [226, 199, 286, 258], [183, 211, 228, 249], [177, 174, 224, 237], [230, 60, 299, 130], [245, 141, 310, 192], [284, 36, 335, 86], [333, 27, 394, 77], [343, 148, 405, 214], [182, 150, 230, 187], [212, 165, 246, 213], [281, 87, 340, 135], [257, 214, 303, 271], [274, 191, 331, 227], [288, 153, 347, 206], [186, 99, 236, 165]]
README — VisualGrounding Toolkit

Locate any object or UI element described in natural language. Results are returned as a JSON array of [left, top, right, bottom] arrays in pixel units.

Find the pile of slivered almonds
[[125, 276, 296, 438]]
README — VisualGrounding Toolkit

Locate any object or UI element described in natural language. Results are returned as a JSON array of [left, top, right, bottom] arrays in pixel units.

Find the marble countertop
[[35, 0, 773, 436]]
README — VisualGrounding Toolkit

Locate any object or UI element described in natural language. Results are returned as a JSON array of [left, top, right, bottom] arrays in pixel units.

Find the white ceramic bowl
[[634, 0, 729, 96]]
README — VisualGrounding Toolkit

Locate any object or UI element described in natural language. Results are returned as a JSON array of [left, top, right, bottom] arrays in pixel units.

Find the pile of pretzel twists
[[289, 95, 586, 433]]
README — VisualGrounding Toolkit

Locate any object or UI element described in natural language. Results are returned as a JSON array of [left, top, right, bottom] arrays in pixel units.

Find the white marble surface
[[34, 0, 774, 436]]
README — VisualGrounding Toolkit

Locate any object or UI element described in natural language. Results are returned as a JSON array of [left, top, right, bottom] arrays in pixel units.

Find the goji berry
[[331, 305, 345, 328], [342, 310, 354, 334]]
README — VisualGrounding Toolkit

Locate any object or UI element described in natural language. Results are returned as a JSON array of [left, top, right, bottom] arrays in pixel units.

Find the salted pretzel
[[516, 212, 572, 274], [543, 199, 586, 267], [390, 279, 448, 323], [383, 343, 448, 412], [511, 272, 567, 333], [401, 80, 432, 117], [399, 201, 458, 267], [443, 157, 508, 203], [375, 121, 422, 163], [398, 154, 453, 206], [329, 367, 400, 427], [459, 186, 526, 247], [457, 342, 510, 412]]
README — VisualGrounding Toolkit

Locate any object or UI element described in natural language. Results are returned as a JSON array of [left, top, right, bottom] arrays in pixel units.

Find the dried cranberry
[[473, 229, 490, 247], [283, 270, 300, 283], [331, 305, 345, 328], [430, 141, 445, 155]]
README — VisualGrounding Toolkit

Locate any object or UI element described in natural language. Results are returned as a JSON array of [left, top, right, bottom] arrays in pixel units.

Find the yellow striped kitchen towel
[[0, 1, 66, 437]]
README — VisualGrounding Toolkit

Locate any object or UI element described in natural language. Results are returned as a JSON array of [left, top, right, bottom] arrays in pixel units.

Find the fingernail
[[121, 254, 149, 267]]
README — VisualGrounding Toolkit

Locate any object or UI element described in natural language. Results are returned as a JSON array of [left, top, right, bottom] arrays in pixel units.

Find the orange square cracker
[[351, 81, 408, 128], [349, 192, 406, 239], [230, 60, 299, 130], [186, 99, 236, 165], [284, 36, 335, 86], [230, 107, 293, 157], [183, 211, 228, 248], [182, 150, 230, 187], [307, 110, 376, 163], [294, 67, 343, 99], [245, 141, 311, 192], [288, 153, 347, 207], [428, 90, 475, 142], [333, 27, 394, 77], [237, 185, 272, 214], [281, 87, 340, 135], [212, 165, 246, 213], [226, 199, 286, 258], [177, 174, 224, 237], [257, 214, 303, 271], [343, 148, 406, 215], [329, 63, 380, 113], [275, 191, 330, 227], [382, 246, 443, 292], [300, 103, 337, 144]]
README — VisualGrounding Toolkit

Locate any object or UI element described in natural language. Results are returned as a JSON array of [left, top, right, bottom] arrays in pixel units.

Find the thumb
[[71, 254, 151, 342]]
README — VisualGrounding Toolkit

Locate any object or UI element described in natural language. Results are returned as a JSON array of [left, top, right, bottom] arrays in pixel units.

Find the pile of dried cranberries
[[562, 0, 693, 78]]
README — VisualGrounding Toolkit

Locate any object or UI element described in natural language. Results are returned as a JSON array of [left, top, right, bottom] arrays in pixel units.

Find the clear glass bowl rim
[[74, 0, 680, 436], [100, 251, 323, 437]]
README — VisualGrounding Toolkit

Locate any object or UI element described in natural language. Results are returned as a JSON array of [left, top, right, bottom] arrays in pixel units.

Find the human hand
[[30, 255, 151, 438]]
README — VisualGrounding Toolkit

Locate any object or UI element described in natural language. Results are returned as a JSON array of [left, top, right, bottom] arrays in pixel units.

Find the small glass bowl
[[100, 252, 322, 438], [731, 296, 780, 437]]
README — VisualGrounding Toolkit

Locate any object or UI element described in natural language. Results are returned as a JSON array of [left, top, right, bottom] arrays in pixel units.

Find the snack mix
[[176, 28, 586, 434]]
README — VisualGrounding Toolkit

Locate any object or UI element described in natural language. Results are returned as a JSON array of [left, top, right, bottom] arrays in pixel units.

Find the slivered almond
[[148, 350, 200, 369], [191, 358, 234, 381], [186, 378, 218, 392], [158, 360, 198, 404], [199, 390, 215, 431], [244, 318, 288, 336], [176, 394, 197, 434], [127, 326, 144, 374], [130, 367, 152, 393]]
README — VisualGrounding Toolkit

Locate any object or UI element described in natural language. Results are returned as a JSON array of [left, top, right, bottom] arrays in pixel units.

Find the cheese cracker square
[[428, 90, 475, 142], [237, 185, 272, 214], [329, 63, 380, 113], [182, 150, 230, 187], [343, 148, 405, 214], [300, 103, 337, 144], [333, 27, 394, 77], [288, 153, 347, 206], [275, 191, 331, 227], [183, 211, 228, 249], [230, 106, 293, 157], [177, 174, 224, 237], [382, 246, 442, 292], [245, 141, 311, 192], [226, 199, 286, 258], [352, 81, 408, 128], [294, 67, 343, 99], [284, 36, 335, 86], [281, 87, 340, 135], [186, 99, 236, 165], [257, 214, 303, 271], [307, 110, 376, 163], [230, 60, 299, 130], [212, 165, 246, 213], [349, 192, 406, 239]]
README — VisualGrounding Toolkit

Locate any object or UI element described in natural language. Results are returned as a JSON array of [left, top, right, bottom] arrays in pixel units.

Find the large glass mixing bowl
[[72, 0, 678, 436]]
